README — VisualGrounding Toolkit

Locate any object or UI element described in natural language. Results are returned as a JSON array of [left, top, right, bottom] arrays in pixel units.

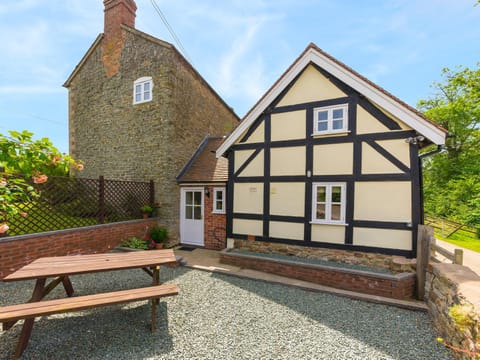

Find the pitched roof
[[217, 43, 447, 157], [177, 136, 228, 183], [63, 25, 239, 122]]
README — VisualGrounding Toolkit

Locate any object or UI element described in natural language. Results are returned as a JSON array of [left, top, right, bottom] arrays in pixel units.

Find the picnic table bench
[[0, 250, 179, 359]]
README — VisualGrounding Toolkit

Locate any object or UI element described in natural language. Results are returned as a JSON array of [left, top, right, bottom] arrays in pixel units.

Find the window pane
[[194, 206, 201, 219], [216, 200, 223, 211], [317, 121, 328, 132], [317, 111, 328, 121], [144, 82, 150, 91], [185, 205, 192, 219], [216, 191, 223, 201], [331, 186, 342, 202], [331, 204, 341, 220], [332, 119, 343, 130], [316, 186, 326, 202], [135, 84, 142, 94], [194, 192, 202, 206], [144, 91, 150, 100], [332, 109, 343, 119], [316, 204, 326, 220], [186, 192, 192, 205], [135, 93, 142, 102]]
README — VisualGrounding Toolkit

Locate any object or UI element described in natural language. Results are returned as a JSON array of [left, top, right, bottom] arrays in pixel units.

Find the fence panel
[[5, 176, 154, 236]]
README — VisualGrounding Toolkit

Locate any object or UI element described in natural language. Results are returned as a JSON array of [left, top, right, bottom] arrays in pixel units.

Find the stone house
[[64, 0, 239, 240]]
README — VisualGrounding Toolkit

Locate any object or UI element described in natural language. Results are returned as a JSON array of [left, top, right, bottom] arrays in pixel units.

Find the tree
[[0, 130, 83, 233], [418, 64, 480, 226]]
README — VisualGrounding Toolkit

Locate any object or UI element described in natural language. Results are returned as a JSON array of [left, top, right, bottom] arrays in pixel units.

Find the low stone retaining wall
[[0, 219, 157, 279], [425, 263, 480, 359], [232, 239, 416, 273], [220, 249, 415, 300]]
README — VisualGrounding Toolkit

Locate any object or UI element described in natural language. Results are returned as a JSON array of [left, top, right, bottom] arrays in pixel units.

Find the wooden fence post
[[416, 224, 433, 300], [98, 176, 105, 224], [454, 249, 463, 265]]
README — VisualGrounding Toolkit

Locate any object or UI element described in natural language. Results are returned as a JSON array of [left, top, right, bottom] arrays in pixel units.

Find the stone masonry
[[65, 1, 238, 242]]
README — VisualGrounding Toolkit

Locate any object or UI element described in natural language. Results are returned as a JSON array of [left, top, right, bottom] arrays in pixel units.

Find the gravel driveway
[[0, 266, 451, 359]]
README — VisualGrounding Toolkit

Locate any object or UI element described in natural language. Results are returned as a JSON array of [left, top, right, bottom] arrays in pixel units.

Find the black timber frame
[[227, 63, 421, 258]]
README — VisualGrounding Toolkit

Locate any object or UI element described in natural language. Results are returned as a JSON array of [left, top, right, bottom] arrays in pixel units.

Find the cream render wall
[[239, 122, 265, 144], [233, 183, 264, 214], [313, 143, 353, 175], [361, 143, 404, 174], [353, 228, 412, 250], [277, 65, 346, 107], [233, 219, 263, 236], [271, 110, 306, 141], [354, 182, 411, 222], [311, 225, 345, 244], [235, 150, 264, 177], [270, 182, 305, 217], [271, 147, 305, 176], [269, 221, 304, 241], [377, 139, 410, 167]]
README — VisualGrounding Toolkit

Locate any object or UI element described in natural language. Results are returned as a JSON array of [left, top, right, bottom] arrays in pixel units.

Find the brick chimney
[[102, 0, 137, 77], [103, 0, 137, 40]]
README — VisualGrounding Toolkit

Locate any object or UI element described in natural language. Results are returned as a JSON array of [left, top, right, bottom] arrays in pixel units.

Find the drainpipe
[[418, 145, 444, 224]]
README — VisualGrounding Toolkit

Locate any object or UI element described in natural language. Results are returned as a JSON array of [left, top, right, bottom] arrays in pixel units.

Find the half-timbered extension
[[217, 43, 447, 257]]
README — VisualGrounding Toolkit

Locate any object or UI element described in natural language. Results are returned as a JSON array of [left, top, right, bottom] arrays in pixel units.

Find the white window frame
[[212, 187, 226, 214], [133, 76, 153, 105], [311, 182, 347, 225], [313, 104, 348, 135]]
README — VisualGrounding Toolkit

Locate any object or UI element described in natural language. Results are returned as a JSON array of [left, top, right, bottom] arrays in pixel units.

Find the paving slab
[[174, 248, 428, 312]]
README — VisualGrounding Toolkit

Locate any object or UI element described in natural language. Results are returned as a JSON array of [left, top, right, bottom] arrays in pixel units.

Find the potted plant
[[149, 226, 167, 249], [140, 205, 153, 218]]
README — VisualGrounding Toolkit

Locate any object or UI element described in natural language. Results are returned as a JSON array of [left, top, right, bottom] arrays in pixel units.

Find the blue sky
[[1, 0, 479, 153]]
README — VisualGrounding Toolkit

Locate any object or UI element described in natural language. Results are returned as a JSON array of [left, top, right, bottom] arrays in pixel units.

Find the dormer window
[[133, 77, 153, 104], [313, 104, 348, 135]]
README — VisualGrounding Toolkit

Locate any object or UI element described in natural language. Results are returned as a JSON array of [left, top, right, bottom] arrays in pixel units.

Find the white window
[[313, 104, 348, 135], [311, 182, 346, 224], [212, 187, 226, 214], [133, 77, 153, 104]]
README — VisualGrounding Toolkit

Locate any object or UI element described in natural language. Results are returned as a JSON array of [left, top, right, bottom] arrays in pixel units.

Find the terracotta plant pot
[[155, 243, 164, 249]]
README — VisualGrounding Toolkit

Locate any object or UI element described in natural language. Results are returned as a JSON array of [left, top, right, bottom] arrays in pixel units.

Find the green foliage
[[418, 64, 480, 226], [120, 237, 149, 250], [0, 130, 82, 227], [149, 226, 167, 243], [141, 205, 153, 214]]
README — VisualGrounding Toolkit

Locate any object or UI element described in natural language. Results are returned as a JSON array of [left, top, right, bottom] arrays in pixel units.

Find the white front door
[[180, 188, 204, 246]]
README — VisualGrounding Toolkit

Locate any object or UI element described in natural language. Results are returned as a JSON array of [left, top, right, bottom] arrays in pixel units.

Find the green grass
[[433, 228, 480, 253], [8, 202, 97, 236]]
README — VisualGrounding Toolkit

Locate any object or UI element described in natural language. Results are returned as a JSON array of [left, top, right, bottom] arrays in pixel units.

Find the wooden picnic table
[[1, 249, 179, 359]]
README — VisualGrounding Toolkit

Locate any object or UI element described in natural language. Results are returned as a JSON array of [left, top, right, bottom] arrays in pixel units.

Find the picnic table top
[[3, 249, 176, 282]]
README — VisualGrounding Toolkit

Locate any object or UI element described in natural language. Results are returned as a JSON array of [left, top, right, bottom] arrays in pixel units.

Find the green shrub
[[149, 226, 167, 244], [120, 237, 149, 250]]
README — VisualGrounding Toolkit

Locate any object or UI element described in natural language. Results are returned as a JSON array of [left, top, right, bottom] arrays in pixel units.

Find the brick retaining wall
[[220, 249, 415, 300], [0, 219, 157, 279]]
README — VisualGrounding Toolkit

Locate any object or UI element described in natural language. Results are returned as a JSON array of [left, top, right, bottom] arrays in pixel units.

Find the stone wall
[[425, 263, 480, 359], [233, 239, 416, 274], [67, 27, 238, 244], [0, 219, 156, 279]]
